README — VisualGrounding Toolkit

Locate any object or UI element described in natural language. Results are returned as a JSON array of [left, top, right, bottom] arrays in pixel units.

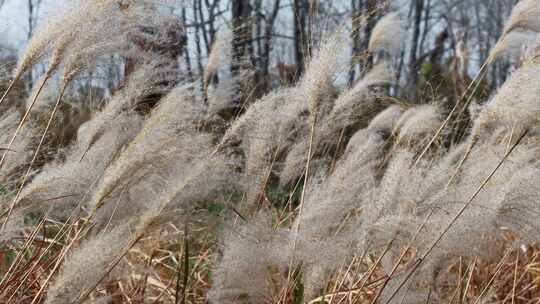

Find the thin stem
[[462, 258, 477, 303], [385, 129, 528, 304], [511, 251, 519, 304], [446, 138, 477, 189], [0, 73, 50, 170], [282, 112, 318, 302], [414, 56, 492, 167], [0, 74, 21, 108], [1, 83, 67, 232], [472, 249, 511, 304], [370, 210, 434, 304]]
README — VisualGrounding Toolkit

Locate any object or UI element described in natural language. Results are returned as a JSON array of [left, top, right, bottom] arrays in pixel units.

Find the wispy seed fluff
[[0, 110, 34, 187], [294, 106, 405, 297], [77, 59, 177, 154], [279, 61, 394, 186], [204, 29, 233, 86], [209, 213, 293, 303], [368, 11, 406, 57], [86, 85, 203, 217], [473, 61, 540, 140], [366, 104, 405, 135], [296, 132, 383, 297], [329, 60, 394, 129], [239, 89, 307, 205], [489, 31, 537, 61], [47, 141, 237, 304], [394, 104, 443, 150], [16, 0, 176, 83], [15, 60, 170, 218], [301, 29, 348, 116], [87, 83, 240, 229], [503, 0, 540, 34], [45, 222, 134, 304], [15, 112, 143, 218], [220, 29, 349, 206], [15, 0, 114, 77], [45, 207, 164, 304]]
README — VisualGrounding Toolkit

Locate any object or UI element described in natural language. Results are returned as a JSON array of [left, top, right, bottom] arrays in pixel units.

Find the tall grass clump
[[5, 2, 540, 304]]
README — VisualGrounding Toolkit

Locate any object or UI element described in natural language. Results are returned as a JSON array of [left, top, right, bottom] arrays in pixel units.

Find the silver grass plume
[[472, 61, 540, 142], [503, 0, 540, 35], [0, 110, 33, 187], [295, 107, 404, 297], [86, 85, 203, 218], [87, 83, 240, 228], [366, 104, 405, 135], [297, 131, 383, 297], [209, 213, 293, 303], [207, 69, 253, 119], [368, 11, 406, 57], [14, 0, 121, 80], [45, 210, 158, 304], [353, 137, 540, 301], [226, 29, 348, 206], [0, 0, 179, 173], [394, 104, 443, 152], [77, 59, 178, 154], [328, 60, 395, 130], [301, 28, 349, 118], [489, 31, 537, 61], [219, 29, 346, 205], [47, 139, 238, 303], [204, 29, 233, 87], [239, 90, 307, 205], [15, 112, 143, 218], [8, 0, 176, 105], [14, 60, 168, 219], [280, 61, 394, 185], [489, 0, 540, 63]]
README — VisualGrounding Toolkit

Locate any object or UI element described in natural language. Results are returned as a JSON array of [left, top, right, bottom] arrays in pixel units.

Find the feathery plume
[[472, 61, 540, 141], [209, 213, 293, 303], [503, 0, 540, 35], [86, 85, 202, 213], [367, 104, 405, 134], [15, 112, 143, 217], [394, 105, 443, 150], [489, 31, 537, 61], [329, 60, 394, 129], [301, 29, 348, 117], [45, 205, 165, 304], [296, 130, 384, 297], [204, 29, 233, 86], [368, 12, 406, 56], [0, 110, 34, 187]]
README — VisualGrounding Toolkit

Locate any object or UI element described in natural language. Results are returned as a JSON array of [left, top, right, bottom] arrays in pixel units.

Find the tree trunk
[[349, 0, 362, 85], [360, 0, 379, 76], [408, 0, 424, 100], [231, 0, 252, 77], [259, 0, 281, 93], [293, 0, 308, 78], [230, 0, 253, 113]]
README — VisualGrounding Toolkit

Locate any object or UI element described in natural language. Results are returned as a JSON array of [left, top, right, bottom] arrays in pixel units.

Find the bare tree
[[231, 0, 252, 77], [293, 0, 308, 77], [26, 0, 42, 89], [192, 0, 204, 77], [230, 0, 253, 111], [256, 0, 281, 93], [349, 0, 362, 85], [408, 0, 424, 99]]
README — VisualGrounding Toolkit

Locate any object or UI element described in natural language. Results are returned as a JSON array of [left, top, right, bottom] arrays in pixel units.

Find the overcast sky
[[0, 0, 62, 49]]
